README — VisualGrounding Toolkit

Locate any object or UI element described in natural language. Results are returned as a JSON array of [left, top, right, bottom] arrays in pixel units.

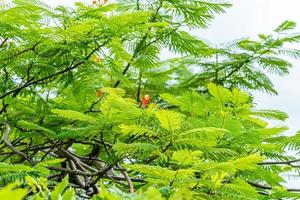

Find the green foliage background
[[1, 0, 300, 199]]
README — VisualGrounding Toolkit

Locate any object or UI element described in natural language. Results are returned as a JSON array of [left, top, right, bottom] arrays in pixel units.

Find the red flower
[[92, 0, 97, 5], [141, 94, 151, 108]]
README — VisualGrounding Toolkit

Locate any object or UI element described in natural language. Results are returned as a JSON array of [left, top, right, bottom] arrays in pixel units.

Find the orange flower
[[96, 89, 103, 97], [92, 0, 97, 5]]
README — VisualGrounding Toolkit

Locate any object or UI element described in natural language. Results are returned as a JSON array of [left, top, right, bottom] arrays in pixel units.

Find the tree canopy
[[1, 0, 300, 199]]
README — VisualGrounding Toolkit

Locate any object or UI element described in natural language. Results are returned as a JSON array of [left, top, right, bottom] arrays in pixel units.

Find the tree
[[1, 0, 300, 199]]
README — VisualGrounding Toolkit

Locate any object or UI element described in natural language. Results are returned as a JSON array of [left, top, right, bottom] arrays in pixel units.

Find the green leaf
[[18, 120, 56, 137], [36, 158, 66, 167], [252, 109, 288, 121], [51, 175, 69, 200], [119, 124, 156, 137], [0, 184, 27, 200], [172, 150, 202, 165], [207, 83, 233, 104], [274, 20, 296, 33], [169, 188, 195, 200], [232, 88, 250, 105], [62, 187, 76, 200], [231, 154, 264, 171], [52, 109, 98, 123], [155, 110, 182, 131], [221, 179, 259, 199]]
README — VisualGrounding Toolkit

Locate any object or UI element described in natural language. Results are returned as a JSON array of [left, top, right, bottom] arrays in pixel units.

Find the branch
[[66, 149, 105, 164], [0, 38, 8, 48], [47, 163, 114, 177], [106, 175, 144, 183], [3, 123, 35, 166], [117, 164, 134, 193], [248, 181, 300, 192], [144, 142, 172, 164], [46, 166, 97, 176], [259, 158, 300, 167], [0, 104, 8, 115], [1, 41, 41, 62], [69, 160, 85, 188], [85, 97, 103, 114]]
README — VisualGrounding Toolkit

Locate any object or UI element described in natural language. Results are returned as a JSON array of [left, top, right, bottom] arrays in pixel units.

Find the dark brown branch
[[259, 158, 300, 167], [248, 181, 300, 192], [1, 41, 41, 62], [46, 166, 96, 176], [40, 142, 61, 162], [0, 104, 8, 115], [67, 150, 105, 164], [0, 38, 8, 48], [85, 97, 103, 114]]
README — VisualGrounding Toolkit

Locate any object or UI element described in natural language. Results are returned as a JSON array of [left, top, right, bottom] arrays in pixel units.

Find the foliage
[[0, 0, 300, 199]]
